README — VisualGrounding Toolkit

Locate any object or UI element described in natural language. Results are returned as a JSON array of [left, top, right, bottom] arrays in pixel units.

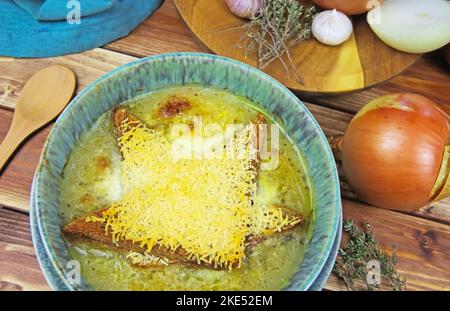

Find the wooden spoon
[[0, 65, 76, 172]]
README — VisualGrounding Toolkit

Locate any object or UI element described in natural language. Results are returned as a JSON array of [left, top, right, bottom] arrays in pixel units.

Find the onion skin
[[313, 0, 384, 15], [446, 44, 450, 65], [342, 93, 450, 211]]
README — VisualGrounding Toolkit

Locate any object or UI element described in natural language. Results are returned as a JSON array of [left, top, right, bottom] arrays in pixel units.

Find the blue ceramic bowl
[[30, 53, 342, 291]]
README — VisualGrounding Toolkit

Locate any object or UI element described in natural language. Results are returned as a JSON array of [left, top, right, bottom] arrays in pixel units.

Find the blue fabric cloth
[[0, 0, 163, 58]]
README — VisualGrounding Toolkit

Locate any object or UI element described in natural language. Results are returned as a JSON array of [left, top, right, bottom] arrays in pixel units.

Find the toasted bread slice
[[62, 205, 303, 270], [62, 107, 303, 270], [62, 208, 213, 268]]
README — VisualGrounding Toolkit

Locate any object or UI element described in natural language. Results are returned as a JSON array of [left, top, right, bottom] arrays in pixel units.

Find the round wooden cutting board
[[174, 0, 421, 93]]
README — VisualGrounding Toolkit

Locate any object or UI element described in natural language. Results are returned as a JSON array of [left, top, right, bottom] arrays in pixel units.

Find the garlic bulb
[[225, 0, 261, 18], [312, 9, 353, 46]]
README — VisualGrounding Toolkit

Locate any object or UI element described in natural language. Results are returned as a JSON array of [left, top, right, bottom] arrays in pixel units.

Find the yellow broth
[[60, 86, 314, 290]]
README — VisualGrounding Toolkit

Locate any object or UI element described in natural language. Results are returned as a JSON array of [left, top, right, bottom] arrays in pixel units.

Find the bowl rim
[[30, 186, 342, 291], [31, 52, 342, 291]]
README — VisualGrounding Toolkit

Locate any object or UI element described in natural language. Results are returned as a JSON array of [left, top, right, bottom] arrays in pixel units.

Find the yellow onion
[[341, 93, 450, 212], [446, 44, 450, 65], [313, 0, 384, 15]]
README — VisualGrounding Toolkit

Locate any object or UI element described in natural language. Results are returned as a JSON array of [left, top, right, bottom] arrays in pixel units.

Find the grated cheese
[[88, 117, 300, 269]]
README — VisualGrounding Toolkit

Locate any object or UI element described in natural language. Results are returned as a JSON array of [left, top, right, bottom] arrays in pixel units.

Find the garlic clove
[[225, 0, 261, 19], [312, 9, 353, 46]]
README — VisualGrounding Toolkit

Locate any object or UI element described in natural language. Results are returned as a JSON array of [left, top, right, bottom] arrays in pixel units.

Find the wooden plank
[[0, 207, 50, 291], [105, 0, 206, 57], [1, 200, 449, 291], [2, 86, 450, 224], [2, 73, 449, 222], [0, 57, 14, 62], [0, 0, 448, 291], [0, 49, 138, 213], [105, 0, 450, 112], [0, 1, 447, 116], [326, 200, 450, 291], [4, 0, 432, 117], [299, 54, 450, 114], [0, 97, 347, 213], [0, 48, 135, 110], [0, 110, 52, 212]]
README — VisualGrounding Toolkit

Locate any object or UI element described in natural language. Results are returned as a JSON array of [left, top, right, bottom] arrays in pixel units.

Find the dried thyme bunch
[[239, 0, 316, 83], [333, 220, 406, 291]]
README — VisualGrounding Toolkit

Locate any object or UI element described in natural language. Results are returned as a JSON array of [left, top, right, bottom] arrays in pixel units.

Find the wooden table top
[[0, 0, 449, 291]]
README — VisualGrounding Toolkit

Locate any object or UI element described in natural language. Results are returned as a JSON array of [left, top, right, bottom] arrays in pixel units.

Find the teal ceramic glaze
[[308, 211, 342, 291], [30, 53, 342, 291], [30, 198, 341, 291]]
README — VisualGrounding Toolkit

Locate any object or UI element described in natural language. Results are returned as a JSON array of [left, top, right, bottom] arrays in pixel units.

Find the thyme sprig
[[333, 220, 406, 291], [239, 0, 317, 83]]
